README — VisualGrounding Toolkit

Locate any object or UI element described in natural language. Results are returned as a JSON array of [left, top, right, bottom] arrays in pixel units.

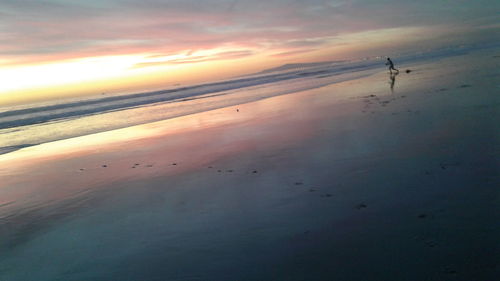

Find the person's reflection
[[389, 72, 398, 93]]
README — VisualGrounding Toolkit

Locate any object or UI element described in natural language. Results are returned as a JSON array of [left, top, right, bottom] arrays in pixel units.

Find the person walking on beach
[[386, 57, 399, 74]]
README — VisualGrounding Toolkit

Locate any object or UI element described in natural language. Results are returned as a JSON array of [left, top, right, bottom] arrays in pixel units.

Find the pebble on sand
[[355, 203, 367, 209], [444, 267, 458, 275]]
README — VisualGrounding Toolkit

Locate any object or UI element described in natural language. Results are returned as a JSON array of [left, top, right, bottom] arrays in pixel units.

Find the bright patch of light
[[0, 55, 146, 93]]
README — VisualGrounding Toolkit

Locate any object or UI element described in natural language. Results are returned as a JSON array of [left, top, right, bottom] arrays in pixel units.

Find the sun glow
[[0, 48, 241, 94], [0, 55, 148, 93], [0, 47, 265, 105]]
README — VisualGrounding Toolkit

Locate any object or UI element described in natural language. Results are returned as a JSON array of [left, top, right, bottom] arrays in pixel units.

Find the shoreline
[[1, 44, 493, 157], [0, 68, 378, 156]]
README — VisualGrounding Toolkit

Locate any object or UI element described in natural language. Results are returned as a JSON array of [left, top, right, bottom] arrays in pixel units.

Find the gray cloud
[[0, 0, 498, 63]]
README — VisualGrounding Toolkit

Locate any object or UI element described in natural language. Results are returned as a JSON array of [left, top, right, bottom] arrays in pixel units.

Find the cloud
[[270, 49, 318, 58], [131, 49, 254, 68], [0, 0, 498, 66]]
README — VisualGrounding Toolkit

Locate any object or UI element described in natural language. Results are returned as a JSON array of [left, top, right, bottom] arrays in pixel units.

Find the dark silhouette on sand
[[389, 72, 398, 93], [386, 58, 399, 74]]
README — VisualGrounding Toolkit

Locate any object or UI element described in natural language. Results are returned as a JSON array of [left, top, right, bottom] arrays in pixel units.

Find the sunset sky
[[0, 0, 498, 105]]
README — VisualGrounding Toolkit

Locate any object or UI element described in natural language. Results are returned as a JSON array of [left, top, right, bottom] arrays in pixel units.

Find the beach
[[0, 47, 498, 281]]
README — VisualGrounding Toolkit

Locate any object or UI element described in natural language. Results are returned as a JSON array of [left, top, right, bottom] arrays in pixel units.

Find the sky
[[0, 0, 498, 105]]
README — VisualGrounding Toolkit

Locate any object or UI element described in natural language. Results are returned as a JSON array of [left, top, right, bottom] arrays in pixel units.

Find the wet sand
[[0, 48, 499, 281]]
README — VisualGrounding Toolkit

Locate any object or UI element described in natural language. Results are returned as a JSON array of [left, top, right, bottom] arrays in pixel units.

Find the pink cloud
[[132, 50, 254, 69], [0, 0, 497, 67]]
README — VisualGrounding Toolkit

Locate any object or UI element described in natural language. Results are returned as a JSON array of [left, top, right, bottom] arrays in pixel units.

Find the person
[[386, 57, 399, 74]]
